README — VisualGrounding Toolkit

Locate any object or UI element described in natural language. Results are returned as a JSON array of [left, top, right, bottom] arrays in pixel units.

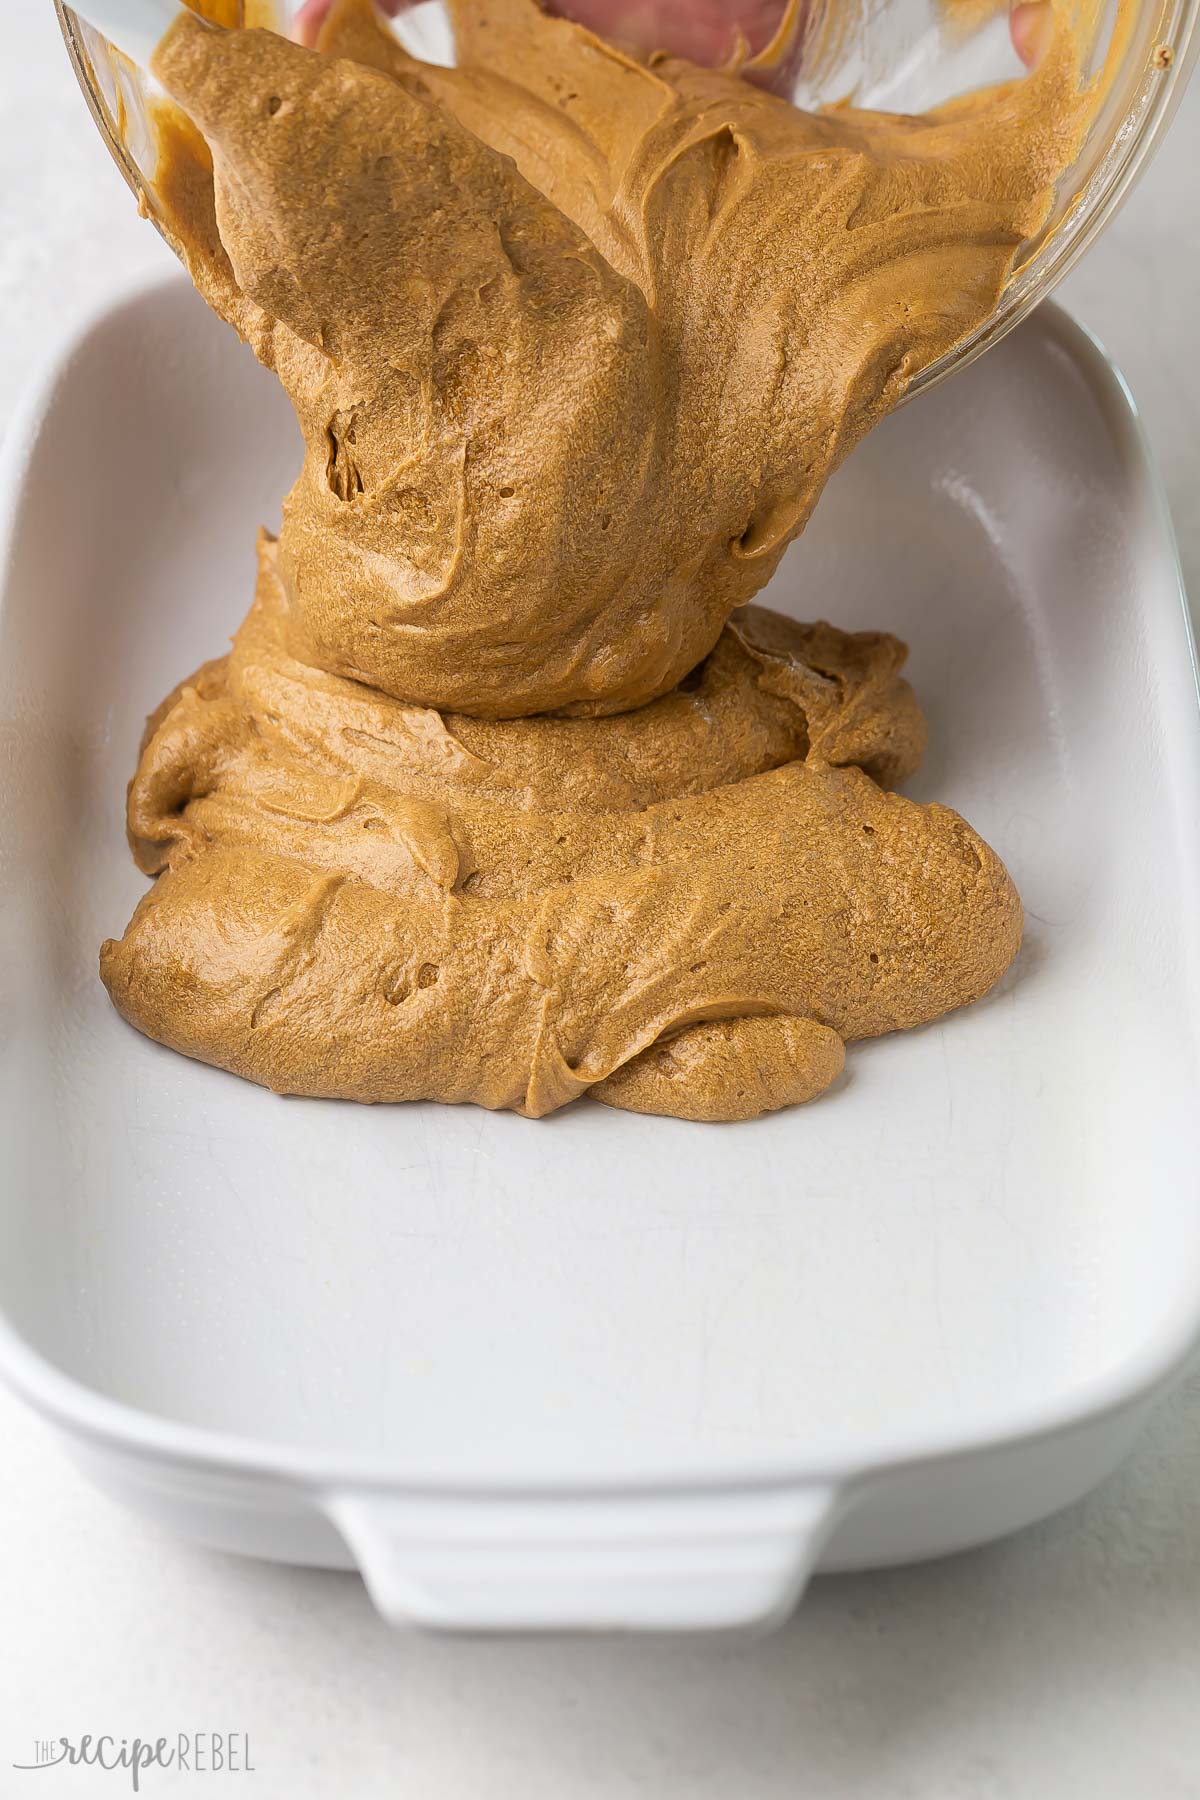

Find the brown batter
[[102, 534, 1017, 1117], [99, 0, 1091, 1118]]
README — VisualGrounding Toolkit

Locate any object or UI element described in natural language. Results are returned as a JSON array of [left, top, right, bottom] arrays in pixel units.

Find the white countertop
[[2, 7, 1199, 1796]]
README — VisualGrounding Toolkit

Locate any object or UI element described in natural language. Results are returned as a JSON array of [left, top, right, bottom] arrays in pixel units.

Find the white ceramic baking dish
[[1, 277, 1198, 1634]]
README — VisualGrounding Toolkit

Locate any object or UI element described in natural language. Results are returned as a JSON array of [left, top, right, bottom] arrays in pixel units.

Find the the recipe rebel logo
[[12, 1734, 255, 1789]]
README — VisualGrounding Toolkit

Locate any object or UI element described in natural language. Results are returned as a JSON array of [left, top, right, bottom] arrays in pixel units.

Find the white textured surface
[[1, 2, 1198, 1792]]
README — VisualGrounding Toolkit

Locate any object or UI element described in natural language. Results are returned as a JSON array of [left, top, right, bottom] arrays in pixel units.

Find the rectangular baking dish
[[1, 277, 1198, 1633]]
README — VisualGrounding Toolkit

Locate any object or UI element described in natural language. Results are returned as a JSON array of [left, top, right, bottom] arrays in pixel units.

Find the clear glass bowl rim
[[53, 0, 1199, 400]]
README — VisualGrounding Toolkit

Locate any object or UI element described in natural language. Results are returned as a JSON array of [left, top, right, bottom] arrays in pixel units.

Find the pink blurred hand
[[296, 0, 800, 66], [509, 0, 796, 63], [296, 0, 1050, 72]]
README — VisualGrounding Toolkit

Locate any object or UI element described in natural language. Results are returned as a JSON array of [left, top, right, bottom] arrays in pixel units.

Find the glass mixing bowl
[[54, 0, 1197, 397]]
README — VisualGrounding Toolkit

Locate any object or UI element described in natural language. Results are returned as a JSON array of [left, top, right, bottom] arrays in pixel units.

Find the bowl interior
[[55, 0, 1198, 396]]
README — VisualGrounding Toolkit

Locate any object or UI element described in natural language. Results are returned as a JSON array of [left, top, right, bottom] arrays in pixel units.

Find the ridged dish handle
[[323, 1483, 843, 1633]]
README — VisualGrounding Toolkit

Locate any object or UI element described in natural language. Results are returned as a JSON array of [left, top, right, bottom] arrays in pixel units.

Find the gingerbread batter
[[100, 0, 1091, 1117]]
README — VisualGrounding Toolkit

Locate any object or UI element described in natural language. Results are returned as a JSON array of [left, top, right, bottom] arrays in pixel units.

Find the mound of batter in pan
[[101, 537, 1020, 1119]]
